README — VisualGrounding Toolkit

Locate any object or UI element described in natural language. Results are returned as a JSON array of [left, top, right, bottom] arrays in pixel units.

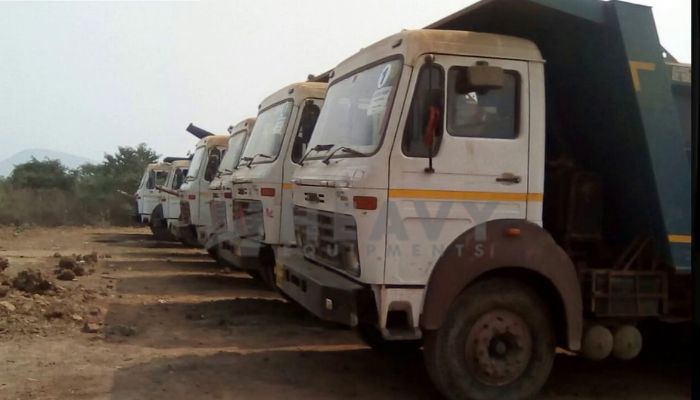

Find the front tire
[[424, 278, 555, 400], [206, 247, 219, 261], [149, 206, 172, 241]]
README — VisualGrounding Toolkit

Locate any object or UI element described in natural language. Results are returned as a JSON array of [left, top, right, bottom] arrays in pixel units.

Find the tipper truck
[[175, 127, 229, 247], [213, 82, 327, 287], [275, 1, 692, 399], [204, 118, 256, 262]]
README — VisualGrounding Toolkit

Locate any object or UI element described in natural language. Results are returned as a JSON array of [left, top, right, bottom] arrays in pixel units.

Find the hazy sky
[[0, 0, 691, 163]]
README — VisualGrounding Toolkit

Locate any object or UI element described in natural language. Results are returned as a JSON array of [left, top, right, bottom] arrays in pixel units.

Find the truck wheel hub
[[464, 309, 532, 386]]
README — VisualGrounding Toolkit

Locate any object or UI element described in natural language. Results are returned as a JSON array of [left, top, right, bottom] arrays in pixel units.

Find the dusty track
[[0, 227, 691, 399]]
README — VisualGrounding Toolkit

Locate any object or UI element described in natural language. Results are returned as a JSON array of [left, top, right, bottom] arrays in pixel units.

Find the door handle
[[496, 174, 521, 184]]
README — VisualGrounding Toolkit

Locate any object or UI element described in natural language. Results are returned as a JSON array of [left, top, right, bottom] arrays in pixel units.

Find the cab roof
[[146, 162, 171, 172], [258, 82, 327, 111], [330, 29, 542, 82], [228, 117, 256, 135], [171, 160, 190, 168], [196, 134, 230, 148]]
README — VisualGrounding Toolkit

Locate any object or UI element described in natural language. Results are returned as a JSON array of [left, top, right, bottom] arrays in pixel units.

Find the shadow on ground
[[103, 298, 354, 349], [106, 259, 222, 274], [92, 233, 155, 243], [92, 233, 185, 249], [110, 349, 437, 400], [115, 273, 265, 295], [119, 251, 210, 260], [542, 353, 691, 399], [109, 349, 690, 400]]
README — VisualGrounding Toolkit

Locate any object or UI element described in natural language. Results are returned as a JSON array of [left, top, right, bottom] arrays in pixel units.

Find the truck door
[[282, 98, 324, 244], [168, 167, 186, 223], [136, 170, 149, 216], [199, 147, 225, 226], [387, 56, 531, 284], [144, 170, 166, 217]]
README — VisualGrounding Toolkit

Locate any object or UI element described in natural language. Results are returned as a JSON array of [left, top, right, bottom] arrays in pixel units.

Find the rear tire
[[423, 278, 555, 400]]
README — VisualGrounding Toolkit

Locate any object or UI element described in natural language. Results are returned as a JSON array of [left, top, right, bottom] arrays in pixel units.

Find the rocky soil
[[0, 226, 692, 400]]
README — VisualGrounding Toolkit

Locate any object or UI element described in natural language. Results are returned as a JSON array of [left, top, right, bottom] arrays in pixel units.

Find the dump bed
[[428, 0, 692, 272]]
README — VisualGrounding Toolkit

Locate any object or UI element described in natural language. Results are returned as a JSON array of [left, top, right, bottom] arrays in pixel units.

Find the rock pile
[[54, 252, 101, 281], [12, 269, 54, 294]]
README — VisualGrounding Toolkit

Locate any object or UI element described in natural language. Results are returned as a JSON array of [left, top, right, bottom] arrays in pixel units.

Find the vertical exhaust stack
[[186, 123, 214, 139]]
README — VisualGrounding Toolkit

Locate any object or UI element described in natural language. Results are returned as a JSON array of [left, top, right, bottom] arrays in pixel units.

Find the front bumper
[[218, 237, 266, 270], [276, 251, 371, 327]]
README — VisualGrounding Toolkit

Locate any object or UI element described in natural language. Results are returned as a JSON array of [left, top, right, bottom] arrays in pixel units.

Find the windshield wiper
[[322, 146, 369, 164], [299, 144, 334, 165], [241, 153, 272, 168]]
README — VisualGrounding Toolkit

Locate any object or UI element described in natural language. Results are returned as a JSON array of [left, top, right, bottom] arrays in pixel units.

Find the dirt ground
[[0, 226, 691, 400]]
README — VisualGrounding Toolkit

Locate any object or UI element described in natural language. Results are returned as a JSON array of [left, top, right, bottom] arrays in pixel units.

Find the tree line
[[0, 144, 159, 226]]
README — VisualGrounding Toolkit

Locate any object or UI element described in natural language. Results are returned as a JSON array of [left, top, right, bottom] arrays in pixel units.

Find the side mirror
[[456, 64, 505, 94]]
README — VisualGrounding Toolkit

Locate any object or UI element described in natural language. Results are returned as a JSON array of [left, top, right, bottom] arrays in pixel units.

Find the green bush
[[0, 144, 159, 226]]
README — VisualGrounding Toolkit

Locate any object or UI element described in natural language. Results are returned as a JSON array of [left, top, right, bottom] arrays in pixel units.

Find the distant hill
[[0, 149, 97, 177]]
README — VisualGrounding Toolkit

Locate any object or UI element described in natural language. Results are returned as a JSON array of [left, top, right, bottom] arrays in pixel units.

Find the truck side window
[[173, 169, 186, 189], [447, 67, 519, 139], [291, 101, 321, 164], [155, 171, 168, 187], [146, 171, 155, 189], [402, 64, 445, 157], [204, 149, 222, 182]]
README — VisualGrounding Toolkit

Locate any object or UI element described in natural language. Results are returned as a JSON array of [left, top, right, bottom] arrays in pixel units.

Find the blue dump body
[[428, 0, 692, 272]]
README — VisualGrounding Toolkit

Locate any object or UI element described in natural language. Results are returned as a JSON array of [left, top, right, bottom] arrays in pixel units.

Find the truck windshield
[[218, 130, 248, 174], [186, 146, 206, 180], [239, 100, 293, 166], [306, 59, 402, 159], [138, 169, 150, 189]]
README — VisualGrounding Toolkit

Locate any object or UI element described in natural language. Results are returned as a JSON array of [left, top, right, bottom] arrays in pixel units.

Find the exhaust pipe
[[186, 123, 214, 139]]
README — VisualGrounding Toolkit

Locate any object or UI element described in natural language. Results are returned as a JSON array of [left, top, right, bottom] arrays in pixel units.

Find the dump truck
[[174, 127, 229, 247], [135, 162, 172, 227], [274, 1, 692, 399], [152, 157, 190, 240], [212, 82, 326, 287], [204, 118, 256, 261]]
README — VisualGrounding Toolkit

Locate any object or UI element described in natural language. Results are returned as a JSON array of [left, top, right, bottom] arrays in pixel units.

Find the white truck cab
[[135, 162, 172, 226], [174, 135, 229, 247], [277, 29, 553, 398], [204, 118, 256, 260], [215, 82, 326, 287]]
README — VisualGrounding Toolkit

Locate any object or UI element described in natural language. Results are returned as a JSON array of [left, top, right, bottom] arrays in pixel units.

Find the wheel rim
[[464, 309, 532, 386]]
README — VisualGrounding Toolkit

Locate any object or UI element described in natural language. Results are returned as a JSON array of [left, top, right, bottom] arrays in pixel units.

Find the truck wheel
[[258, 247, 278, 291], [247, 270, 263, 281], [206, 247, 219, 261], [357, 324, 422, 354], [423, 278, 555, 400], [149, 206, 171, 240]]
